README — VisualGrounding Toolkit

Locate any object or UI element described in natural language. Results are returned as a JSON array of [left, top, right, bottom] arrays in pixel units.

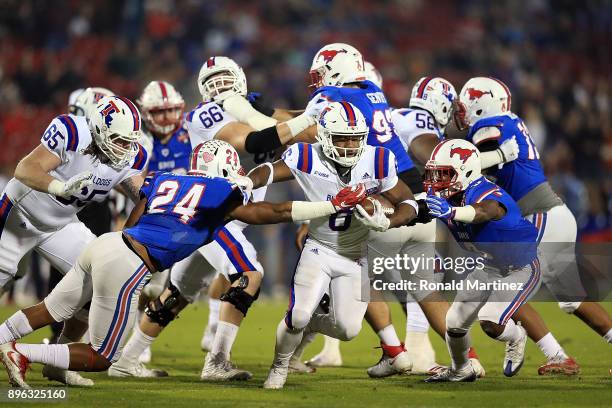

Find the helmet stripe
[[489, 77, 512, 111], [416, 76, 433, 98], [207, 57, 215, 68], [430, 139, 450, 161], [190, 143, 205, 171], [158, 81, 168, 102], [117, 96, 140, 131], [340, 101, 356, 127]]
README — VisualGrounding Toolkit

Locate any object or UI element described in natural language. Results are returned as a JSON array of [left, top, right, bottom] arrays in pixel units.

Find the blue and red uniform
[[124, 172, 246, 270], [147, 125, 192, 174]]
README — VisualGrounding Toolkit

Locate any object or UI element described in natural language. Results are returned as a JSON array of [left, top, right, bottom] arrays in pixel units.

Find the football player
[[247, 101, 419, 389], [424, 139, 539, 382], [0, 95, 147, 386], [111, 56, 319, 381], [455, 77, 611, 374], [0, 140, 365, 388], [121, 80, 189, 371]]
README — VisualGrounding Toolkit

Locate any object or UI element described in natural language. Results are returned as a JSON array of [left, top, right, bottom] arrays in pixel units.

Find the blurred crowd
[[0, 0, 610, 242]]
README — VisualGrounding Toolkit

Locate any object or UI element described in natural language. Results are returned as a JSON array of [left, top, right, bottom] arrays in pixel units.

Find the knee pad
[[336, 321, 362, 341], [144, 283, 181, 327], [447, 327, 468, 338], [558, 301, 581, 314], [220, 275, 259, 317], [285, 309, 310, 331]]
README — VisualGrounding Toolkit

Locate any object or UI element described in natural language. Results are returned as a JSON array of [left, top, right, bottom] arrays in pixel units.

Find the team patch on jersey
[[297, 143, 314, 173], [374, 147, 390, 179], [57, 115, 79, 151]]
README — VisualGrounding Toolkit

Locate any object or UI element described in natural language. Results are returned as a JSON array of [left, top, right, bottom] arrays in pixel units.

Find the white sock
[[15, 343, 70, 369], [446, 331, 470, 371], [604, 328, 612, 344], [118, 324, 155, 365], [377, 325, 401, 346], [321, 335, 340, 353], [273, 320, 303, 367], [208, 298, 221, 331], [495, 319, 522, 343], [536, 332, 568, 360], [293, 331, 317, 360], [406, 302, 430, 333], [0, 311, 33, 343], [211, 321, 239, 360]]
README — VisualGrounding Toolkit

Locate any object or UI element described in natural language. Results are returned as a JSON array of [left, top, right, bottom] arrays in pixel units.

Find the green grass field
[[0, 301, 610, 407]]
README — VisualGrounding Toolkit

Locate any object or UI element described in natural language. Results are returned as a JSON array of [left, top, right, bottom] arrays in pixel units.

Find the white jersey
[[185, 101, 275, 229], [4, 114, 148, 231], [282, 143, 398, 258], [391, 108, 444, 150]]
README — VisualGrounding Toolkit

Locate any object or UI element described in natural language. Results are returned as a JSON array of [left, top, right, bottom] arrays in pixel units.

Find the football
[[358, 194, 395, 217]]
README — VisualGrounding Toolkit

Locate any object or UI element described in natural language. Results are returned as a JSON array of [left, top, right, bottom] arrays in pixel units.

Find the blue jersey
[[466, 114, 546, 201], [124, 172, 244, 270], [147, 125, 191, 174], [311, 81, 415, 173], [445, 177, 537, 269]]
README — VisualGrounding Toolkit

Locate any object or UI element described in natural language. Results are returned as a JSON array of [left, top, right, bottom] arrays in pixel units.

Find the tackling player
[[423, 139, 539, 382], [455, 77, 611, 374], [0, 140, 365, 388]]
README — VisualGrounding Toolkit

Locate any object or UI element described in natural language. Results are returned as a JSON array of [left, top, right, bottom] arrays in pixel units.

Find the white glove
[[229, 175, 254, 204], [498, 136, 519, 163], [212, 89, 241, 106], [48, 171, 93, 198], [304, 96, 329, 119], [355, 199, 390, 232]]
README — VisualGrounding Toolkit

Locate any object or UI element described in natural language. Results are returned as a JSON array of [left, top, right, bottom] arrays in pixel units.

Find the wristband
[[285, 113, 315, 137], [480, 149, 504, 170], [291, 201, 335, 222], [452, 205, 476, 223], [400, 199, 419, 215], [47, 179, 65, 196], [248, 162, 274, 186]]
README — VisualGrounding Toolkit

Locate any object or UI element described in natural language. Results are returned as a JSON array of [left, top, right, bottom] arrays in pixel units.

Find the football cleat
[[43, 365, 95, 386], [405, 331, 443, 375], [367, 342, 412, 378], [503, 323, 527, 377], [108, 361, 168, 378], [138, 346, 152, 364], [424, 363, 477, 383], [0, 342, 31, 388], [200, 353, 252, 381], [305, 336, 342, 367], [538, 355, 580, 376], [263, 364, 289, 390], [288, 356, 316, 374], [468, 347, 486, 378]]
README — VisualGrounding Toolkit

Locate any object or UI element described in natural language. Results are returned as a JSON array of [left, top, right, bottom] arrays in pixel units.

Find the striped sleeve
[[374, 147, 391, 179], [282, 143, 313, 174], [40, 115, 80, 163], [131, 144, 149, 171], [474, 185, 503, 203]]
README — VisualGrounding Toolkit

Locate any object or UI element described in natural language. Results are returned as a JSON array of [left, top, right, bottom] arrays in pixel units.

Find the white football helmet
[[88, 96, 142, 170], [456, 77, 512, 129], [364, 61, 383, 89], [424, 139, 481, 199], [316, 101, 368, 167], [69, 87, 114, 117], [190, 140, 243, 179], [137, 81, 185, 136], [197, 56, 247, 102], [409, 77, 457, 128], [309, 43, 366, 88]]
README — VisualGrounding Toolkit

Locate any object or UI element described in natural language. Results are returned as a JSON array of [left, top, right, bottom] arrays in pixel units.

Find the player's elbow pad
[[398, 167, 424, 194], [245, 127, 282, 154]]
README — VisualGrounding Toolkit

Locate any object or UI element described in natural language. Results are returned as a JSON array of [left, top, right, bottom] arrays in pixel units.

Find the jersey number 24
[[149, 181, 206, 223]]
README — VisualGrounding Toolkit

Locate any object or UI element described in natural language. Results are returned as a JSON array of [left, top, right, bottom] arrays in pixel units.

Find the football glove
[[48, 171, 93, 198], [355, 199, 390, 232], [330, 183, 366, 211]]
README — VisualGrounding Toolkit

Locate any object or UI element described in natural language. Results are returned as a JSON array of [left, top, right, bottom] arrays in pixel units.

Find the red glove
[[331, 183, 366, 210]]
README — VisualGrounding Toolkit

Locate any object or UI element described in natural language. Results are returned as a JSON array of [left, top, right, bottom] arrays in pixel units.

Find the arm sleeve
[[40, 115, 77, 164]]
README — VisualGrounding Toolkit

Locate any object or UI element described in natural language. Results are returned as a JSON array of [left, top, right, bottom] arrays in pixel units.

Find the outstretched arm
[[426, 195, 506, 224], [247, 160, 294, 189], [381, 179, 418, 228]]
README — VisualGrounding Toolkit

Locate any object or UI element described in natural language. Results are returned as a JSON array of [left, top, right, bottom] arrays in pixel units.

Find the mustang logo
[[450, 147, 477, 163], [318, 49, 347, 63], [466, 88, 493, 100]]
